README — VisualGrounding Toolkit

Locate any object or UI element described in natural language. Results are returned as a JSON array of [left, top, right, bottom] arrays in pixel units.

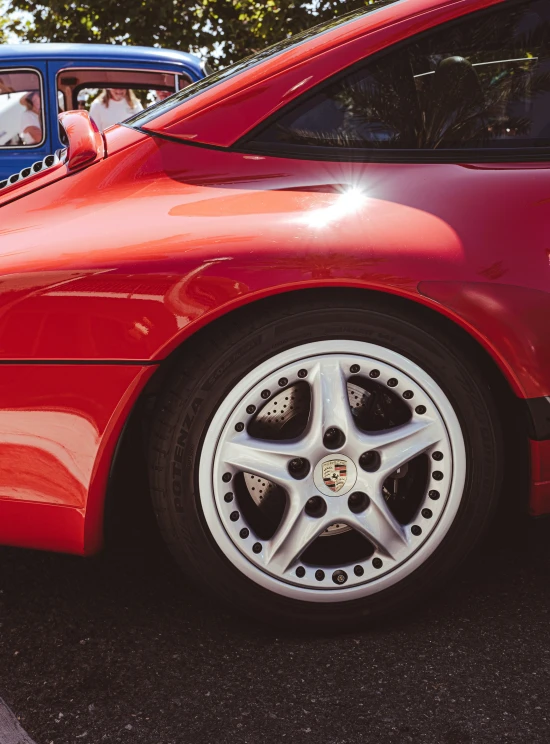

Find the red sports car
[[0, 0, 549, 629]]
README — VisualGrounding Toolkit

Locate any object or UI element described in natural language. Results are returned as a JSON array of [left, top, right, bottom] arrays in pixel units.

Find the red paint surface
[[0, 0, 548, 555], [0, 364, 155, 554], [1, 141, 548, 396]]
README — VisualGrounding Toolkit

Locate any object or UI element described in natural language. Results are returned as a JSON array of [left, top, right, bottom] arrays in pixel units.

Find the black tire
[[148, 293, 503, 630]]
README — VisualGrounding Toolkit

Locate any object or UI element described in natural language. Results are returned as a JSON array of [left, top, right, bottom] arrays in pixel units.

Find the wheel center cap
[[314, 454, 357, 497]]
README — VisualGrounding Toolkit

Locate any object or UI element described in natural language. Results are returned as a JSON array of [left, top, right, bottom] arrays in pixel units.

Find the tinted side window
[[0, 69, 45, 148], [250, 0, 550, 151]]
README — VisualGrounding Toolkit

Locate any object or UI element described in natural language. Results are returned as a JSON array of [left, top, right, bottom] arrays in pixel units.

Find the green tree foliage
[[0, 13, 11, 43], [5, 0, 377, 66]]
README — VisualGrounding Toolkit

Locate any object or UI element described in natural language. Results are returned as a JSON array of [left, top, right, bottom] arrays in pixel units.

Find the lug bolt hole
[[411, 525, 422, 536], [359, 451, 380, 472], [288, 457, 310, 480], [372, 557, 383, 569], [433, 471, 444, 481], [432, 451, 443, 461], [403, 390, 414, 399], [222, 472, 232, 483], [369, 369, 380, 378], [296, 566, 306, 578], [315, 569, 325, 581], [354, 565, 364, 577], [350, 364, 360, 374], [246, 404, 256, 415], [278, 377, 288, 387], [252, 542, 262, 554], [235, 422, 244, 432], [348, 491, 370, 514], [239, 528, 249, 539], [297, 369, 308, 378], [429, 490, 440, 500], [224, 493, 233, 503], [305, 496, 327, 518], [415, 405, 427, 415], [261, 389, 271, 399], [387, 378, 398, 387], [421, 508, 433, 519], [332, 570, 348, 585], [230, 511, 239, 522], [323, 427, 346, 450]]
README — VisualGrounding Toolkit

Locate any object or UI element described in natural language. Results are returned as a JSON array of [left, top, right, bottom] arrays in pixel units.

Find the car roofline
[[0, 43, 204, 67]]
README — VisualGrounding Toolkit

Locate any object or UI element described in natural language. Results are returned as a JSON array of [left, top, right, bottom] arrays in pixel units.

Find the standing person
[[153, 78, 191, 103], [76, 90, 88, 110], [19, 90, 42, 145], [154, 89, 172, 102], [89, 88, 143, 131]]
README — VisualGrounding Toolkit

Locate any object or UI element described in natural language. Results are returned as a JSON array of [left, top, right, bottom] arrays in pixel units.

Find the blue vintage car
[[0, 43, 208, 179]]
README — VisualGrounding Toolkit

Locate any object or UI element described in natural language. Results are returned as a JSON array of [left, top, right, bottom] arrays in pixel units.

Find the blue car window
[[0, 69, 45, 149], [56, 67, 194, 131]]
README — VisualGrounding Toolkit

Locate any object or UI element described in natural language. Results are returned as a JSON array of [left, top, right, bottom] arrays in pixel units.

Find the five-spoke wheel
[[201, 341, 464, 599]]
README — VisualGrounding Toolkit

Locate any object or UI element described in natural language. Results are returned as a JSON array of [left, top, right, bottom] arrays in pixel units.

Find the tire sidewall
[[151, 302, 501, 626]]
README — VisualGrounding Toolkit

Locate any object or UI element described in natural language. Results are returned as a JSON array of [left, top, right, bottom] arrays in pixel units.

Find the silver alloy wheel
[[199, 340, 466, 602]]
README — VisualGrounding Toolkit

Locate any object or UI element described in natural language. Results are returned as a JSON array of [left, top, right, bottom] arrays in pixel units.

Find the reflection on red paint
[[0, 364, 155, 554], [0, 410, 98, 505]]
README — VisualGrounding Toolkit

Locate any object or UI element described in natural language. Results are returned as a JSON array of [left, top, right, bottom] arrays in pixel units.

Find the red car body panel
[[0, 140, 548, 393], [0, 0, 549, 556], [0, 364, 154, 554]]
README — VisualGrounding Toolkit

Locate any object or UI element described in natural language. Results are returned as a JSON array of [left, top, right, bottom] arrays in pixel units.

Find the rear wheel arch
[[155, 281, 528, 399], [152, 284, 522, 422], [104, 286, 527, 550]]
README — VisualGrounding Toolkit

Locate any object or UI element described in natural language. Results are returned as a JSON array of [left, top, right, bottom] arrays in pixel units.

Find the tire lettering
[[171, 397, 203, 511]]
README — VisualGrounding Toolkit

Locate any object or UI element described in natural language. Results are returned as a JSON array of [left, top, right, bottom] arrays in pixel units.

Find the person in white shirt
[[20, 91, 42, 145], [89, 88, 143, 132]]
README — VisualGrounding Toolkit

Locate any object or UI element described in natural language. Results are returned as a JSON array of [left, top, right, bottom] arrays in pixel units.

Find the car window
[[57, 68, 193, 132], [248, 0, 550, 152], [0, 69, 45, 148], [126, 0, 403, 128]]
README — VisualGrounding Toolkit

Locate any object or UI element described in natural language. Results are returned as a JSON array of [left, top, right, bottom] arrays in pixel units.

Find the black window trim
[[234, 0, 550, 165], [0, 65, 47, 150]]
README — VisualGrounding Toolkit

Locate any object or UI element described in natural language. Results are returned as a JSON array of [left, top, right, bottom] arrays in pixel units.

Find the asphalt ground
[[0, 499, 549, 744]]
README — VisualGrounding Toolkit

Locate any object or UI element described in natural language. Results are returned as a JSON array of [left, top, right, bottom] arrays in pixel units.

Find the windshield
[[126, 0, 402, 128]]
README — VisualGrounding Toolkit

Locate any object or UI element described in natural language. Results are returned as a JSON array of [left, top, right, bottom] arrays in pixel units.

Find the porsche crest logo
[[322, 459, 348, 493]]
